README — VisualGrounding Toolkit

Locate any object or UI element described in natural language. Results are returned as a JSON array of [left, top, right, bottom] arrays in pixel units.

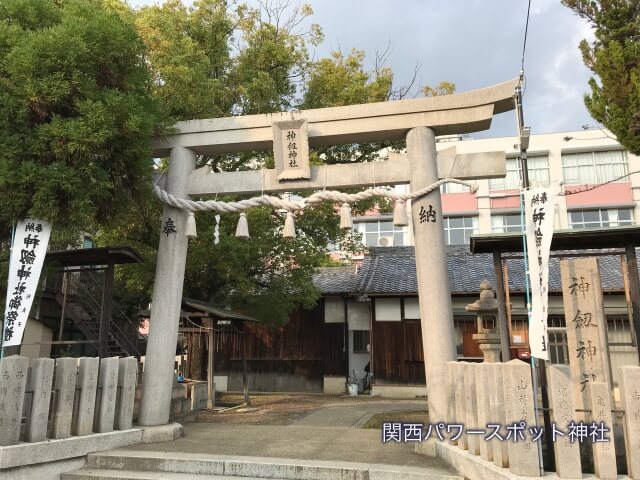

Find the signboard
[[523, 186, 557, 360], [272, 119, 310, 181], [2, 219, 52, 347]]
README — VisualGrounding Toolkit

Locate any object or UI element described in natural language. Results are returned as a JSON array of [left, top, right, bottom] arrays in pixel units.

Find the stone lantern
[[466, 280, 502, 363]]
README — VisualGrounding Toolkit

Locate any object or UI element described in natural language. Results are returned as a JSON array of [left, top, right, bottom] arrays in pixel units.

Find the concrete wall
[[20, 319, 52, 359], [227, 371, 323, 393], [323, 376, 346, 394], [371, 384, 427, 399], [347, 302, 370, 383]]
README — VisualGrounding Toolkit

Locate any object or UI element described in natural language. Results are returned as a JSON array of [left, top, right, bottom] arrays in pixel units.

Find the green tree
[[562, 0, 640, 153], [0, 0, 160, 232], [0, 0, 162, 315], [422, 81, 456, 97], [101, 1, 448, 325], [98, 0, 340, 324]]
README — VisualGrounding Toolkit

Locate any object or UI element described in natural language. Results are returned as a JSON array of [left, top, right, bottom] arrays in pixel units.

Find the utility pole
[[515, 73, 553, 473]]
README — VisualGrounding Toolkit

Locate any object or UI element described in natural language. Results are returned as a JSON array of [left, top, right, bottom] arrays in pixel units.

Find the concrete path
[[123, 399, 450, 472]]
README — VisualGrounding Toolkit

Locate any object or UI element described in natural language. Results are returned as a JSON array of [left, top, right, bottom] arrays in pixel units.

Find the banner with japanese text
[[2, 219, 52, 347], [524, 186, 557, 360]]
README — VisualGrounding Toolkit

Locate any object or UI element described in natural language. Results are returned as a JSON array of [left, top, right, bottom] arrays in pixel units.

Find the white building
[[350, 129, 640, 248]]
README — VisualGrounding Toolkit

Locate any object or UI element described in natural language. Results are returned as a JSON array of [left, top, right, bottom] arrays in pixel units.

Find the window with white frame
[[443, 216, 478, 245], [353, 219, 408, 247], [491, 213, 524, 233], [489, 156, 550, 190], [561, 150, 627, 185], [568, 208, 634, 229]]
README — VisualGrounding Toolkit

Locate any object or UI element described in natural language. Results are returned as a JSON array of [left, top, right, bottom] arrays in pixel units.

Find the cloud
[[128, 0, 599, 136]]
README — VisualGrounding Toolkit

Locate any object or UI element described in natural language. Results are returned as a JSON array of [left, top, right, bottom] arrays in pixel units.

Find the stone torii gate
[[139, 78, 519, 426]]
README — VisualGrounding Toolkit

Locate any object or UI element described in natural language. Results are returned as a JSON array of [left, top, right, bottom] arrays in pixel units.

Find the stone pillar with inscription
[[546, 365, 582, 479], [115, 357, 137, 430], [464, 362, 480, 455], [504, 359, 541, 477], [619, 366, 640, 479], [24, 357, 54, 442], [73, 357, 99, 436], [408, 126, 457, 424], [50, 357, 77, 439], [94, 357, 119, 433], [445, 361, 458, 445], [0, 355, 29, 446], [453, 362, 468, 450], [560, 258, 611, 413], [139, 146, 196, 426], [476, 363, 494, 462], [489, 363, 509, 467], [588, 381, 618, 480]]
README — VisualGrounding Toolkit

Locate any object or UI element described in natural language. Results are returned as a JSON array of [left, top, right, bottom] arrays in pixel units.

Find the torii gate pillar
[[407, 127, 457, 422], [138, 146, 195, 426]]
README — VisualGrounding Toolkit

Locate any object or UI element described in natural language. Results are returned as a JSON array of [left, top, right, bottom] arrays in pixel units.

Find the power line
[[559, 169, 640, 196], [521, 0, 532, 74]]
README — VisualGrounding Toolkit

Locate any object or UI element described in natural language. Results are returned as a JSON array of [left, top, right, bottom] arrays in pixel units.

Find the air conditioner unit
[[377, 236, 394, 247]]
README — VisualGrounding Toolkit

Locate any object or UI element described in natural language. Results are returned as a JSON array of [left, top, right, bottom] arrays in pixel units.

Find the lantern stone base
[[472, 333, 502, 363]]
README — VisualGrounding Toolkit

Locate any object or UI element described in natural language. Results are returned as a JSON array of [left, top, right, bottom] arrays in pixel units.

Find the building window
[[568, 208, 633, 229], [354, 219, 408, 247], [489, 156, 549, 190], [561, 150, 627, 185], [353, 330, 370, 354], [491, 213, 524, 233], [443, 216, 478, 245], [548, 316, 568, 365], [440, 182, 471, 193]]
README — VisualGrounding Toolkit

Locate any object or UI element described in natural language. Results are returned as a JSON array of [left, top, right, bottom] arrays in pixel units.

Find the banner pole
[[0, 223, 16, 360], [516, 80, 553, 473]]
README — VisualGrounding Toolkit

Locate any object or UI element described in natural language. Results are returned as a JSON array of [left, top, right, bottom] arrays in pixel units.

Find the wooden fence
[[0, 355, 137, 446]]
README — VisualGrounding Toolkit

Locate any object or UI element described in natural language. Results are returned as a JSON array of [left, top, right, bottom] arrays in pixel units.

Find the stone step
[[62, 469, 266, 480], [71, 450, 459, 480]]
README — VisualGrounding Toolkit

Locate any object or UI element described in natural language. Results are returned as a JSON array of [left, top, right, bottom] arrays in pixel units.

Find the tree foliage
[[562, 0, 640, 153], [0, 0, 452, 326], [98, 0, 347, 324], [0, 0, 160, 232], [102, 0, 455, 325], [422, 81, 456, 98]]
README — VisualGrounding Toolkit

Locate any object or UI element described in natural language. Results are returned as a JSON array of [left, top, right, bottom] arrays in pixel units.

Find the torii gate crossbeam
[[138, 78, 519, 427]]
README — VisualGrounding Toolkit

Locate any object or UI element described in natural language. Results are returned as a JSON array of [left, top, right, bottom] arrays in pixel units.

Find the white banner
[[3, 219, 52, 347], [524, 187, 557, 360]]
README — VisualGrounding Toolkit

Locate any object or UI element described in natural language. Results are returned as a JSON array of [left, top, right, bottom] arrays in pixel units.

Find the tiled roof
[[313, 266, 358, 295], [315, 246, 631, 296]]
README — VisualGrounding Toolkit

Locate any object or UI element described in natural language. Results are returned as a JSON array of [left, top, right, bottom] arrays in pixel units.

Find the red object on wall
[[490, 189, 520, 210], [565, 182, 633, 207], [442, 192, 478, 215]]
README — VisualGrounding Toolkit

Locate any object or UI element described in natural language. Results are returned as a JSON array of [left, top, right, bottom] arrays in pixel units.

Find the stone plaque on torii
[[139, 78, 519, 426]]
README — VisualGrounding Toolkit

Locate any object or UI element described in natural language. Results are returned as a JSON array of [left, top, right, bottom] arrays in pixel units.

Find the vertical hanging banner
[[524, 186, 557, 360], [3, 219, 52, 347]]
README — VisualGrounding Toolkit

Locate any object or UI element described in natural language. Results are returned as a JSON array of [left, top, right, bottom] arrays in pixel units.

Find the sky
[[129, 0, 597, 139]]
